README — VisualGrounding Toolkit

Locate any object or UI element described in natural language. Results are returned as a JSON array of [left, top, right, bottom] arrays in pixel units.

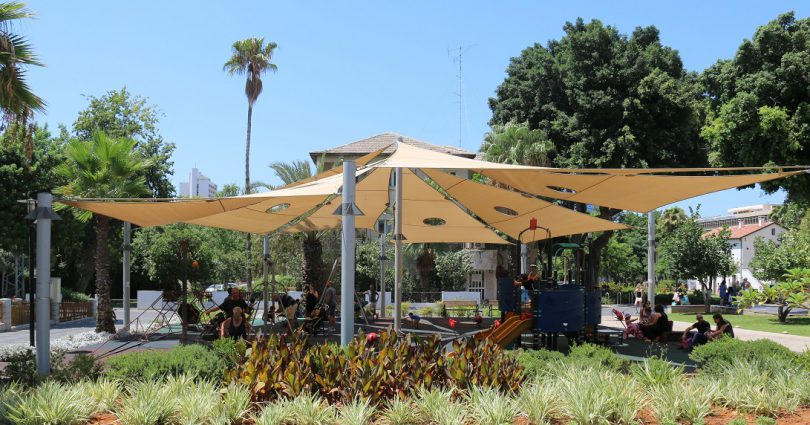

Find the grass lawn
[[669, 312, 810, 337]]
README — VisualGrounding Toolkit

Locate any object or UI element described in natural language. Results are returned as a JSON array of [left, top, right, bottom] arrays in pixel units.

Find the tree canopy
[[488, 18, 705, 169], [701, 12, 810, 201], [72, 88, 176, 198]]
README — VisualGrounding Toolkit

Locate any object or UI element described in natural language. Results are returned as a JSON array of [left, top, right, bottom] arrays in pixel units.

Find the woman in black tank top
[[221, 306, 252, 340]]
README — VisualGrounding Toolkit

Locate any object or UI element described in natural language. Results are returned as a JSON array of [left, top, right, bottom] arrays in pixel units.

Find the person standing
[[205, 287, 248, 318], [304, 284, 319, 317], [719, 279, 728, 306], [634, 283, 644, 312], [321, 280, 337, 332]]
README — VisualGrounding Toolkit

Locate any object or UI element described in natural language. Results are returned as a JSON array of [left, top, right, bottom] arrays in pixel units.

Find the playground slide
[[474, 312, 518, 341], [489, 317, 532, 348]]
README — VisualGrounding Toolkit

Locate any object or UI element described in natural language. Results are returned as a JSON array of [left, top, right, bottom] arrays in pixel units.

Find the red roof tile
[[703, 223, 773, 239]]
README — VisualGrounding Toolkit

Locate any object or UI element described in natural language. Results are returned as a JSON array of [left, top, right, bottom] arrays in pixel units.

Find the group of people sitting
[[681, 313, 734, 351], [620, 302, 734, 349], [621, 302, 670, 341], [205, 280, 377, 340]]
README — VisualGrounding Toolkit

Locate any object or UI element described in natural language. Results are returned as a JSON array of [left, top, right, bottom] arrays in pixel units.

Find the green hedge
[[104, 345, 228, 381], [690, 337, 807, 373], [518, 343, 628, 377]]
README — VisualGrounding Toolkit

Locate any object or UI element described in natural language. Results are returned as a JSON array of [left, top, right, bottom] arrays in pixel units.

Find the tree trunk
[[416, 247, 435, 301], [302, 232, 323, 290], [94, 216, 116, 333], [584, 230, 613, 291], [701, 279, 710, 314], [245, 103, 253, 291], [778, 305, 791, 322]]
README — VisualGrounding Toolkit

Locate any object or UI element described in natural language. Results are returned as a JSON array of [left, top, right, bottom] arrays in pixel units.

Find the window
[[468, 271, 484, 302]]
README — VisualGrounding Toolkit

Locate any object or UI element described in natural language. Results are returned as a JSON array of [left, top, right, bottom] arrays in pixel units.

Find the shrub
[[417, 306, 434, 317], [115, 379, 175, 425], [338, 397, 376, 425], [5, 381, 95, 425], [467, 386, 519, 425], [517, 348, 565, 377], [727, 418, 747, 425], [1, 349, 36, 385], [211, 337, 248, 369], [252, 399, 294, 425], [61, 287, 92, 302], [567, 342, 628, 371], [51, 352, 103, 383], [517, 380, 560, 424], [690, 337, 802, 373], [104, 344, 228, 381], [713, 359, 800, 416], [755, 417, 777, 425], [556, 365, 640, 424], [630, 357, 683, 387], [382, 396, 418, 425], [648, 379, 715, 424]]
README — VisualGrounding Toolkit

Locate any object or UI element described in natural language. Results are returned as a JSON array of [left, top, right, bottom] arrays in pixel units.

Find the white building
[[179, 168, 218, 198], [700, 204, 785, 289]]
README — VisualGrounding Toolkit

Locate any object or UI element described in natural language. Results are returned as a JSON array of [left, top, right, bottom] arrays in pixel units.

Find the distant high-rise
[[179, 168, 218, 198]]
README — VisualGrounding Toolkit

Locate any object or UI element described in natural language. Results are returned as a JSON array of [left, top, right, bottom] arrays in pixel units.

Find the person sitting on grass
[[220, 306, 252, 340], [640, 304, 668, 340], [681, 313, 711, 351], [707, 313, 734, 340]]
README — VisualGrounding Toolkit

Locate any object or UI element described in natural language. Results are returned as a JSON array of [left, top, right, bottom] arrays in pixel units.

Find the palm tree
[[481, 122, 555, 167], [224, 37, 278, 290], [269, 159, 327, 288], [54, 132, 152, 333], [0, 2, 45, 154], [658, 207, 688, 235]]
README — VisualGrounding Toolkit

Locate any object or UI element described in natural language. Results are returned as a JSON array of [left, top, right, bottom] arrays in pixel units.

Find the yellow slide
[[481, 315, 533, 347]]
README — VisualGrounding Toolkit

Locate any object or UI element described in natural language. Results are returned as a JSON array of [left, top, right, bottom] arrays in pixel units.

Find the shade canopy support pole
[[33, 192, 57, 376], [520, 243, 528, 274], [393, 167, 403, 333], [647, 210, 656, 302], [122, 222, 131, 331], [262, 235, 270, 333], [379, 223, 387, 318], [339, 160, 361, 345]]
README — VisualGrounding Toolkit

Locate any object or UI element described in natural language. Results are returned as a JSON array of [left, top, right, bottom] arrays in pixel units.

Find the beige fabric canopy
[[61, 140, 808, 243]]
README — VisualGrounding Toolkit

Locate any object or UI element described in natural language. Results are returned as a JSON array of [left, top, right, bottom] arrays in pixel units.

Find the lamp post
[[25, 198, 36, 347], [377, 212, 392, 318]]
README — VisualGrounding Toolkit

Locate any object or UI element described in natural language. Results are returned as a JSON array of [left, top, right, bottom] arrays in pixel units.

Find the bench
[[710, 305, 739, 315], [441, 300, 480, 317]]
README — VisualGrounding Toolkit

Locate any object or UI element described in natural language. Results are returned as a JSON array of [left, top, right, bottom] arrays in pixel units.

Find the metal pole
[[263, 235, 270, 332], [647, 211, 656, 303], [35, 192, 52, 375], [379, 225, 387, 318], [394, 167, 403, 333], [27, 199, 35, 347], [122, 222, 131, 331], [340, 161, 358, 345], [520, 243, 528, 274]]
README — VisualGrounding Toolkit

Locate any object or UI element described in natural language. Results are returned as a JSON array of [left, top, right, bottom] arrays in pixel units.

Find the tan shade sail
[[423, 169, 629, 242], [480, 169, 804, 213]]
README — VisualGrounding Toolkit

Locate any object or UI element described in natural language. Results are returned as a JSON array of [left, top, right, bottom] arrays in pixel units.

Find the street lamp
[[24, 198, 36, 347]]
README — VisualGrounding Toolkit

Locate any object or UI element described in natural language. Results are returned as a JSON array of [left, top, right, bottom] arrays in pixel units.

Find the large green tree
[[224, 37, 278, 291], [481, 122, 554, 167], [72, 88, 175, 198], [55, 132, 152, 333], [131, 224, 244, 290], [0, 1, 44, 154], [701, 12, 810, 201], [487, 19, 705, 284], [658, 214, 736, 312]]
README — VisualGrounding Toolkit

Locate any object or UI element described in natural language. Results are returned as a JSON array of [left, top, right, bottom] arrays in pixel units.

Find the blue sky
[[23, 1, 810, 217]]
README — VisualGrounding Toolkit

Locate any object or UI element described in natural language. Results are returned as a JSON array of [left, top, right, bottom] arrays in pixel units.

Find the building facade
[[179, 168, 218, 198], [700, 204, 785, 289]]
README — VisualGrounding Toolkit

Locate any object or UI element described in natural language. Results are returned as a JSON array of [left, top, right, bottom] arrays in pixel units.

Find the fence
[[4, 301, 92, 326], [11, 302, 30, 325], [59, 301, 92, 322]]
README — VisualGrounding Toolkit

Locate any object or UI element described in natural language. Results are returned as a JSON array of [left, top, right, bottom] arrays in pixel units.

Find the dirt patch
[[87, 412, 117, 425]]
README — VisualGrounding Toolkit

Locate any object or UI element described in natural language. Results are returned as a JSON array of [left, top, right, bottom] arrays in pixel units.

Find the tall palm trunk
[[94, 216, 116, 333], [302, 232, 323, 289], [245, 103, 253, 290]]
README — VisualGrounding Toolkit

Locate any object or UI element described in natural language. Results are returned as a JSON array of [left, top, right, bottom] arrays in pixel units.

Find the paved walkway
[[603, 305, 810, 353], [0, 308, 158, 346]]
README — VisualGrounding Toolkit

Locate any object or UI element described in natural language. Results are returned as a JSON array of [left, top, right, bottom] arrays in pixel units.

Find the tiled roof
[[309, 132, 476, 163], [703, 222, 774, 239]]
